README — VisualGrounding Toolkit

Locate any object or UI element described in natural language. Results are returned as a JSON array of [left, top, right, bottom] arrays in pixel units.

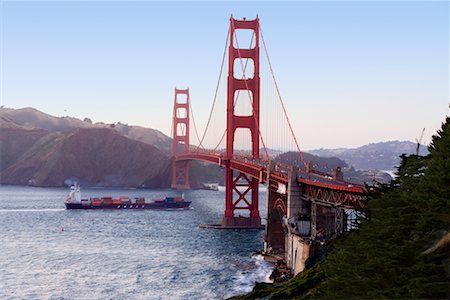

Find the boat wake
[[0, 208, 65, 212]]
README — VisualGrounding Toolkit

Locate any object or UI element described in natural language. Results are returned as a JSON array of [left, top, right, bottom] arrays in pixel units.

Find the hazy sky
[[1, 1, 449, 150]]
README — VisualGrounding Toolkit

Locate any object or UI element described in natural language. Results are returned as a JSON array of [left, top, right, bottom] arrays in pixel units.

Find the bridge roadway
[[176, 151, 366, 209]]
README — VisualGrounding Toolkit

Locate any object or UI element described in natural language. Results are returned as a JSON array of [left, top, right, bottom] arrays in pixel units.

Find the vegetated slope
[[0, 107, 171, 153], [319, 119, 450, 298], [190, 161, 226, 187], [235, 117, 450, 299], [0, 127, 55, 171], [309, 140, 429, 170], [112, 122, 171, 153], [0, 107, 220, 188], [0, 127, 171, 187]]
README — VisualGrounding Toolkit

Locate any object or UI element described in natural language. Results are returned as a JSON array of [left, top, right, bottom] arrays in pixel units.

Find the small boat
[[64, 185, 191, 210], [202, 183, 219, 191]]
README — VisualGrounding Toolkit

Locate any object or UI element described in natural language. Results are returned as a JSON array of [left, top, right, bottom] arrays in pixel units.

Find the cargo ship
[[64, 186, 191, 210]]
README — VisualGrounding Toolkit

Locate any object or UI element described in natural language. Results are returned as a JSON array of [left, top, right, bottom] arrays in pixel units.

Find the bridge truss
[[170, 16, 367, 238]]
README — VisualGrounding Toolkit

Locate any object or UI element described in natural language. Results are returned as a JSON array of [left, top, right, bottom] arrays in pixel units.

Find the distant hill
[[0, 107, 171, 153], [275, 151, 391, 184], [0, 127, 171, 187], [0, 107, 399, 187], [0, 107, 91, 132], [308, 141, 429, 170], [0, 127, 56, 172], [0, 107, 225, 188], [275, 152, 348, 173]]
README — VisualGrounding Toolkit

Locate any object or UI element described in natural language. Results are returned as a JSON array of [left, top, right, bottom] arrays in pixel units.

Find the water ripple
[[0, 186, 272, 299]]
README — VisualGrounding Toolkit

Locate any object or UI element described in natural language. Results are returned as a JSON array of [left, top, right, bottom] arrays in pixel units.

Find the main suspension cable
[[204, 26, 255, 154], [189, 100, 203, 148], [195, 27, 230, 151], [212, 129, 227, 152]]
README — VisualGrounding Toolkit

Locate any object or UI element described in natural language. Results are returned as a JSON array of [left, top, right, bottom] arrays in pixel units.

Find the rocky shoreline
[[268, 259, 293, 283]]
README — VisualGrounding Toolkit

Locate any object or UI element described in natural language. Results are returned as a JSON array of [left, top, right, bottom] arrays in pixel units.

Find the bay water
[[0, 185, 272, 299]]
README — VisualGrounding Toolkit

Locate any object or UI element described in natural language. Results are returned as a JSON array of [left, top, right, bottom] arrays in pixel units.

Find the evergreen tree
[[320, 117, 450, 299], [233, 118, 450, 300]]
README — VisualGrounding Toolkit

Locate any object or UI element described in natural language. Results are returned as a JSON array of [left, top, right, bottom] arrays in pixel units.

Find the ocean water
[[0, 185, 272, 300]]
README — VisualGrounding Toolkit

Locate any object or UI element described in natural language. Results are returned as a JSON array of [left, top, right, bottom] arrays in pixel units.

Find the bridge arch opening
[[266, 193, 287, 254], [233, 90, 254, 117], [233, 29, 256, 49], [233, 128, 253, 154], [270, 199, 286, 254], [175, 93, 188, 104], [233, 58, 255, 80], [176, 123, 187, 137], [175, 107, 187, 118], [273, 198, 287, 216]]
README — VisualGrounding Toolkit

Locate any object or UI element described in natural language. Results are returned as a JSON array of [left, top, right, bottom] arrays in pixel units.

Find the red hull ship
[[64, 186, 191, 210]]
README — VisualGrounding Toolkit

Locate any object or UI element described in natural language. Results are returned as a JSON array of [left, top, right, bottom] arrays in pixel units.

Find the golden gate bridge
[[170, 16, 366, 274]]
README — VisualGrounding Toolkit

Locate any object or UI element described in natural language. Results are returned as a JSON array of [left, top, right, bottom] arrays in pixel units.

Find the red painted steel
[[175, 152, 366, 208], [223, 16, 261, 227], [170, 16, 368, 230], [171, 88, 190, 190]]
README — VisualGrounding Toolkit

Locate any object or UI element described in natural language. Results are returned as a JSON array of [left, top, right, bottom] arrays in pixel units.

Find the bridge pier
[[221, 160, 261, 228], [171, 160, 190, 190], [264, 166, 320, 275], [284, 166, 320, 274], [221, 216, 261, 228], [264, 163, 286, 253], [282, 167, 351, 275]]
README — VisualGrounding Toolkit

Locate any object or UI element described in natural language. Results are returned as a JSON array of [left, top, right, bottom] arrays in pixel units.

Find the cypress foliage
[[232, 118, 449, 300], [320, 117, 450, 299]]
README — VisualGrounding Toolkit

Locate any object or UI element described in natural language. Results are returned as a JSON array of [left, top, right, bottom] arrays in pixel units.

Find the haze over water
[[0, 186, 272, 299]]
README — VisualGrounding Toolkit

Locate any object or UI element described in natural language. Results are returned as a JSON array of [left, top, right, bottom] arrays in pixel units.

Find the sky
[[1, 0, 449, 150]]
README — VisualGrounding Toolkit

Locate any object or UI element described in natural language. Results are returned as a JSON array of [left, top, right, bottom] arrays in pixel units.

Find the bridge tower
[[222, 16, 261, 228], [171, 88, 190, 190]]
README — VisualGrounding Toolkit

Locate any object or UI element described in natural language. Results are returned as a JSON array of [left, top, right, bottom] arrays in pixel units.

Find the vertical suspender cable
[[259, 23, 306, 169]]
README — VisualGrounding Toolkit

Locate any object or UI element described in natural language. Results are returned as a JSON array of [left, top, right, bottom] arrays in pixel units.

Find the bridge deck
[[175, 152, 365, 195]]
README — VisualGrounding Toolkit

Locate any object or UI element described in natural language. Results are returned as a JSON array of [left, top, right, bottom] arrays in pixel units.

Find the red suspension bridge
[[171, 16, 366, 271]]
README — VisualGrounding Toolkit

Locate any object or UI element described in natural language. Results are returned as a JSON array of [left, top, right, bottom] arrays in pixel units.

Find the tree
[[320, 117, 450, 299], [234, 118, 450, 300]]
